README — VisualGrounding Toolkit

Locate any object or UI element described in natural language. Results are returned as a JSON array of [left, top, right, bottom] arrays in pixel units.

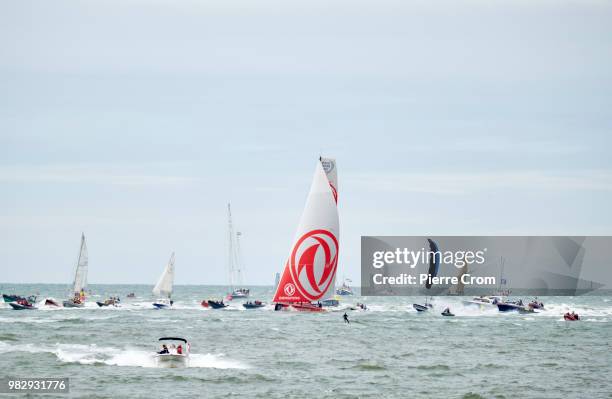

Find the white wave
[[0, 342, 248, 369]]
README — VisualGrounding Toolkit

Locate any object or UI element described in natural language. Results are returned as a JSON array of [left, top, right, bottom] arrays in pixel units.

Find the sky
[[1, 0, 611, 285]]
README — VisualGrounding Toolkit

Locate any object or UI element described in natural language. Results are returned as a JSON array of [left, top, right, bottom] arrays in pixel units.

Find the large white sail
[[72, 233, 88, 294], [153, 252, 175, 298], [273, 158, 339, 303]]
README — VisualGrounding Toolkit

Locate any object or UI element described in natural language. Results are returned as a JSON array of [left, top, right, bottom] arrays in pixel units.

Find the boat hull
[[63, 300, 84, 308], [336, 289, 353, 296], [413, 304, 431, 312], [207, 300, 228, 309], [321, 299, 339, 307], [9, 303, 36, 310], [497, 303, 522, 312], [153, 303, 170, 309], [243, 303, 265, 309], [3, 294, 20, 303], [274, 303, 325, 312], [44, 299, 60, 307], [155, 354, 188, 368]]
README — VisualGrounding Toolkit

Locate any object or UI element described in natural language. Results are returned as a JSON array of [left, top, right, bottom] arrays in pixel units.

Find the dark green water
[[1, 284, 611, 398]]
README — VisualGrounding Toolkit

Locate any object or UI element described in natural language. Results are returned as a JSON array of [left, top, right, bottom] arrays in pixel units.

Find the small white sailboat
[[226, 204, 249, 299], [63, 233, 88, 308], [153, 253, 175, 309], [273, 157, 340, 312]]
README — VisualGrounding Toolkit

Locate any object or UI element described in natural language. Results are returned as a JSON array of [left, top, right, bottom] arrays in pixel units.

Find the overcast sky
[[1, 0, 611, 285]]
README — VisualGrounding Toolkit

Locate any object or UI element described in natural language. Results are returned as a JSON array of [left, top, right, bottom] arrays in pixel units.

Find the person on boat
[[343, 312, 350, 324], [158, 345, 169, 354], [442, 307, 451, 315], [177, 345, 183, 355]]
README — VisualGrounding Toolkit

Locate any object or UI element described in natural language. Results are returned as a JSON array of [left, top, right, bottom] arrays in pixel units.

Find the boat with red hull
[[272, 157, 340, 313]]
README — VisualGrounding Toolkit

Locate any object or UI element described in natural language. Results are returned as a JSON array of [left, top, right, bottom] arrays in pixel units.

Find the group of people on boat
[[158, 344, 184, 355], [564, 311, 580, 321]]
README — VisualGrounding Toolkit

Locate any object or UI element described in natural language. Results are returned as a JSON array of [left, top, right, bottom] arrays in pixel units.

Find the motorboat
[[321, 298, 340, 307], [413, 303, 431, 312], [9, 299, 37, 310], [441, 308, 455, 317], [63, 298, 84, 308], [153, 298, 173, 309], [154, 337, 190, 368], [463, 295, 504, 307], [564, 312, 580, 321], [497, 299, 525, 312], [44, 298, 61, 307], [413, 297, 433, 312], [243, 300, 265, 309], [230, 288, 250, 299], [528, 300, 544, 309], [207, 299, 228, 309], [97, 297, 120, 307], [3, 294, 36, 303]]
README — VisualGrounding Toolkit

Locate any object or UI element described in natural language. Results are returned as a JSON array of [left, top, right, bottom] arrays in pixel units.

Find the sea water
[[1, 284, 611, 399]]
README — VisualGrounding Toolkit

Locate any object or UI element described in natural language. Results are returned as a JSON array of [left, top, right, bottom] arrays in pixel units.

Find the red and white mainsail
[[273, 158, 339, 304]]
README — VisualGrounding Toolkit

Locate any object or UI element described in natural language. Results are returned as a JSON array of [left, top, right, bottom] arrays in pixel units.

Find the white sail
[[153, 252, 175, 298], [273, 158, 339, 303], [72, 233, 88, 294]]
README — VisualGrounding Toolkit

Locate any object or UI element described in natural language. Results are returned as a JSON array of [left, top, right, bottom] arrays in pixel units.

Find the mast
[[227, 203, 235, 292]]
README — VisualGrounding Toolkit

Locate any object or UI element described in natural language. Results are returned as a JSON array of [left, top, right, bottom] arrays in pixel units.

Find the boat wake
[[0, 342, 248, 369]]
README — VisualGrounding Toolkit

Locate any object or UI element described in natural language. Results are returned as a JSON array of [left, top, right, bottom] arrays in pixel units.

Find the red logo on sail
[[329, 183, 338, 203], [283, 283, 295, 296], [289, 229, 339, 301]]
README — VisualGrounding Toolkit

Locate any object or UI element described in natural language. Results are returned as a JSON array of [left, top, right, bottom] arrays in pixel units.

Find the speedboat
[[230, 288, 250, 299], [63, 298, 84, 308], [564, 312, 580, 321], [154, 337, 190, 368], [243, 300, 265, 309], [9, 299, 37, 310], [463, 295, 503, 307], [413, 297, 434, 312], [3, 294, 36, 303], [528, 300, 544, 309], [207, 299, 228, 309], [413, 303, 431, 312], [497, 299, 524, 312], [44, 298, 60, 307], [153, 298, 173, 309], [97, 297, 120, 307], [321, 298, 340, 307], [441, 308, 455, 317]]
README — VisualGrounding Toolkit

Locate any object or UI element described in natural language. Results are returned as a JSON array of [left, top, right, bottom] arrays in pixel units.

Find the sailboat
[[226, 204, 249, 299], [153, 253, 175, 309], [272, 157, 339, 312], [63, 233, 88, 308]]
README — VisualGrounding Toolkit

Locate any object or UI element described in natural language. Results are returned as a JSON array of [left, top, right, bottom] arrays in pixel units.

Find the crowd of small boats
[[411, 294, 580, 320]]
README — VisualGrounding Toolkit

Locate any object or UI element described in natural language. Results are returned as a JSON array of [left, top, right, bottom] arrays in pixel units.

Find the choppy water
[[1, 284, 611, 399]]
